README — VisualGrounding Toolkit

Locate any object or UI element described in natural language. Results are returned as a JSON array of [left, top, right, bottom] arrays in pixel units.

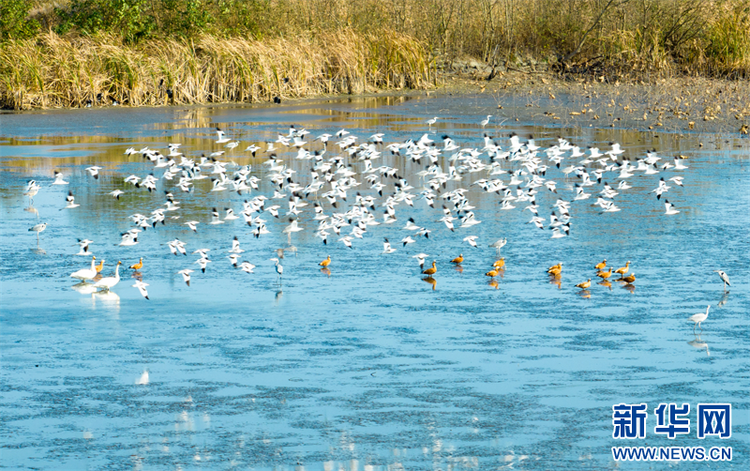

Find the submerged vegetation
[[2, 0, 750, 109]]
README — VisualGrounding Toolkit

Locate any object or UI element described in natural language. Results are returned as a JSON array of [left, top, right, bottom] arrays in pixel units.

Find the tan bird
[[621, 273, 636, 283], [129, 257, 143, 270], [595, 259, 607, 270], [485, 268, 500, 278], [319, 255, 331, 268], [615, 261, 630, 276], [597, 267, 613, 279], [493, 258, 506, 269], [575, 279, 591, 289], [451, 254, 464, 264], [422, 261, 437, 276]]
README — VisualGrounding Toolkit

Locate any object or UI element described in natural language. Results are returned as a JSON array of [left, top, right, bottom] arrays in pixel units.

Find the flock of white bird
[[25, 114, 730, 330]]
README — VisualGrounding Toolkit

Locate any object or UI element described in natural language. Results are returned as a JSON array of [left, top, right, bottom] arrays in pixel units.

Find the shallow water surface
[[1, 96, 749, 470]]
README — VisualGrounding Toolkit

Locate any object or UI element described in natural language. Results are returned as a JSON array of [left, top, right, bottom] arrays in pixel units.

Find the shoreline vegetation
[[2, 0, 750, 110]]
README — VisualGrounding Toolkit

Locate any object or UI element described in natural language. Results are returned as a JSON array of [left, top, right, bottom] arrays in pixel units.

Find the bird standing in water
[[271, 258, 283, 282], [688, 305, 710, 332], [422, 261, 437, 276], [714, 270, 730, 292]]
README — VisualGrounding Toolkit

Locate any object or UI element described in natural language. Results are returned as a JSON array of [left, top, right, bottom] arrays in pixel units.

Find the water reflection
[[71, 281, 97, 294], [422, 276, 437, 291], [688, 334, 710, 356]]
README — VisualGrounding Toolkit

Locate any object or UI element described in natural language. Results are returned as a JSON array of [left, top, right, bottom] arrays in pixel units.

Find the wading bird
[[688, 305, 710, 332], [575, 279, 591, 289], [94, 261, 122, 291], [714, 270, 730, 292]]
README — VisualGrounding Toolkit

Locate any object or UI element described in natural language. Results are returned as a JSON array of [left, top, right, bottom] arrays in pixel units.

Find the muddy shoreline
[[3, 69, 749, 138], [381, 69, 750, 137]]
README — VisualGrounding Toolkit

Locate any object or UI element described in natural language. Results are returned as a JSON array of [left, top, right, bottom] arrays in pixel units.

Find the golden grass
[[5, 0, 750, 109], [0, 30, 433, 110]]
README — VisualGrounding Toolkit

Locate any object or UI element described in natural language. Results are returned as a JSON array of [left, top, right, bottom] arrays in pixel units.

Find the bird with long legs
[[688, 305, 710, 333], [714, 270, 730, 292], [270, 258, 283, 283]]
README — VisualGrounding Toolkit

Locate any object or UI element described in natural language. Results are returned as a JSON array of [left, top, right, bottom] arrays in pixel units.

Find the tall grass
[[0, 30, 433, 109], [3, 0, 750, 109]]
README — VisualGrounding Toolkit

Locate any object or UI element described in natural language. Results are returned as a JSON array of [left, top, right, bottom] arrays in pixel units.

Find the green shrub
[[0, 0, 41, 40]]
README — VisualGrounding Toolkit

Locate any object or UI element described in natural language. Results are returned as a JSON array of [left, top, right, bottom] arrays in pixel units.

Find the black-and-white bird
[[178, 269, 193, 286], [85, 166, 102, 179], [29, 222, 47, 238], [132, 280, 149, 299], [63, 191, 79, 209], [714, 270, 731, 292]]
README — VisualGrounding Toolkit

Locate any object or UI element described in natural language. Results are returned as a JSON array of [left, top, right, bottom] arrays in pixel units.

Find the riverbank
[[1, 33, 748, 138]]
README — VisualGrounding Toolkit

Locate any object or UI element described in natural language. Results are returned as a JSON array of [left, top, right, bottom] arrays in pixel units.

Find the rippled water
[[1, 95, 749, 470]]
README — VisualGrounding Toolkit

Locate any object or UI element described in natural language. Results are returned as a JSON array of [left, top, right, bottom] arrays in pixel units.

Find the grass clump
[[0, 30, 433, 109]]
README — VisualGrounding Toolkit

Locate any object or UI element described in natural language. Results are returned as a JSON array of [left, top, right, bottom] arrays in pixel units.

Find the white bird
[[426, 117, 438, 127], [382, 238, 397, 254], [664, 200, 680, 215], [23, 180, 40, 201], [132, 280, 149, 300], [228, 253, 241, 267], [228, 236, 244, 254], [480, 115, 492, 128], [209, 208, 225, 225], [29, 222, 47, 237], [270, 258, 283, 281], [63, 191, 79, 209], [688, 305, 711, 332], [194, 257, 211, 273], [135, 370, 149, 385], [76, 239, 93, 256], [52, 171, 69, 185], [412, 253, 428, 269], [239, 262, 255, 273], [714, 270, 731, 292], [669, 176, 684, 187], [70, 257, 97, 280], [489, 238, 507, 251], [178, 269, 193, 286], [85, 166, 102, 179], [94, 261, 122, 290], [109, 189, 124, 199], [463, 236, 479, 248], [185, 221, 200, 232], [215, 127, 230, 144], [119, 232, 138, 246]]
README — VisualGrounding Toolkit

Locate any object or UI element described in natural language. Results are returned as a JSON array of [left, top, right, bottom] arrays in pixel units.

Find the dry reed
[[0, 30, 433, 110]]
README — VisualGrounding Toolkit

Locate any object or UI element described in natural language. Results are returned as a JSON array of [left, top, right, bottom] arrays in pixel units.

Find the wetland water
[[1, 95, 748, 470]]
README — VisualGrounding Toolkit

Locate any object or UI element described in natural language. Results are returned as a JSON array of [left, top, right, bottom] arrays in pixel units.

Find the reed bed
[[4, 0, 750, 109], [0, 31, 433, 110]]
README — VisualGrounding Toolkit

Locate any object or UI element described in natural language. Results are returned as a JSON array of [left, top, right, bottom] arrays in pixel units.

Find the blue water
[[1, 96, 748, 470]]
